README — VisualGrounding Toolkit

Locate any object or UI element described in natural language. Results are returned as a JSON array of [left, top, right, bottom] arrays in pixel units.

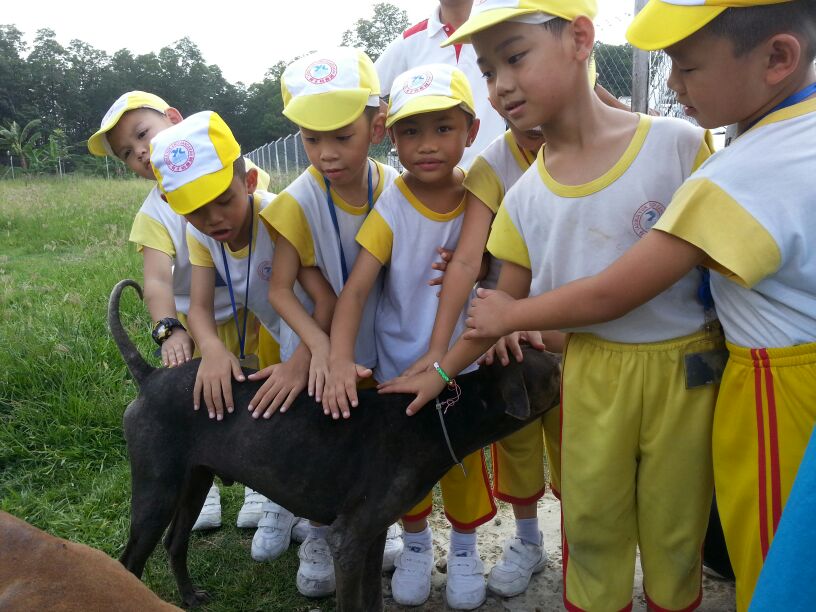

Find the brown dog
[[0, 511, 180, 611]]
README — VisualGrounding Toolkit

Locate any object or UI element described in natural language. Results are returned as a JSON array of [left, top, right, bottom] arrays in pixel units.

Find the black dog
[[110, 280, 561, 611]]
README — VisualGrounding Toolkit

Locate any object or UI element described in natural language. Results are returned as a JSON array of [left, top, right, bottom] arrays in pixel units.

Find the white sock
[[403, 526, 433, 553], [516, 517, 540, 546], [450, 529, 477, 557], [310, 525, 330, 541]]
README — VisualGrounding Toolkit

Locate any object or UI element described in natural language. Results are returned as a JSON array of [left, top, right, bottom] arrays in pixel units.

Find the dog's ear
[[497, 360, 531, 420]]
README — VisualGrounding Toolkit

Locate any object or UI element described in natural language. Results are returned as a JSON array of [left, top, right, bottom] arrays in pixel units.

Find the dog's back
[[0, 511, 180, 611]]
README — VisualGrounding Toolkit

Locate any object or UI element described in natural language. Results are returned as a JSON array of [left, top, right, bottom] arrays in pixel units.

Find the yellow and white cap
[[386, 64, 476, 128], [281, 47, 381, 131], [149, 111, 241, 216], [442, 0, 598, 47], [88, 91, 170, 157], [627, 0, 793, 51]]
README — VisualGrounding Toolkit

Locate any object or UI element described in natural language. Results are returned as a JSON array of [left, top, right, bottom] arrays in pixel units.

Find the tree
[[0, 118, 42, 169], [340, 2, 410, 62]]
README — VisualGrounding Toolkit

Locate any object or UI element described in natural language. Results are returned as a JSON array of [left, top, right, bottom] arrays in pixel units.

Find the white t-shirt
[[356, 175, 479, 382], [129, 186, 235, 323], [656, 98, 816, 348], [375, 7, 506, 169], [488, 114, 714, 343], [260, 160, 398, 368], [187, 190, 298, 355], [464, 130, 537, 289]]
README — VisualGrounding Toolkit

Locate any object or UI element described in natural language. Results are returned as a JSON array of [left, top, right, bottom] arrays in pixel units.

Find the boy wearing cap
[[465, 1, 816, 608], [381, 2, 724, 610], [149, 110, 331, 564], [253, 47, 402, 598], [325, 64, 493, 610], [88, 92, 272, 532]]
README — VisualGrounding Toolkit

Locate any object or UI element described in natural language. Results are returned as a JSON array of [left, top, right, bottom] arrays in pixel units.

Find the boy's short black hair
[[541, 17, 569, 36], [706, 0, 816, 60], [364, 106, 382, 122], [233, 156, 246, 180]]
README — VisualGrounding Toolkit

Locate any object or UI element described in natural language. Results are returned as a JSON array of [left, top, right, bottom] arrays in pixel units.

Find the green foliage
[[340, 2, 410, 61], [0, 118, 43, 169]]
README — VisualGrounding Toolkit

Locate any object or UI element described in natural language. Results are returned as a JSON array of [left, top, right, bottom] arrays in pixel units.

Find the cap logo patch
[[403, 72, 434, 95], [305, 60, 338, 85], [164, 140, 196, 173]]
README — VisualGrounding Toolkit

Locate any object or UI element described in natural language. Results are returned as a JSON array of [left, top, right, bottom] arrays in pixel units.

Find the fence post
[[274, 138, 281, 175], [294, 133, 299, 170], [283, 134, 291, 175], [105, 156, 110, 180], [631, 0, 650, 114], [8, 153, 13, 179]]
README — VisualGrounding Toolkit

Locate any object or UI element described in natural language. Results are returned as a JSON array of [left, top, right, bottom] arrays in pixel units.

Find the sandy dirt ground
[[379, 493, 736, 611]]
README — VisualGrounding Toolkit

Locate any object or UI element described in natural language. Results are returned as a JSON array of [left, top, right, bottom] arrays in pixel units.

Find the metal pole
[[105, 156, 110, 180], [283, 135, 291, 175], [631, 0, 650, 114], [8, 153, 13, 179], [274, 138, 281, 175], [294, 133, 299, 170]]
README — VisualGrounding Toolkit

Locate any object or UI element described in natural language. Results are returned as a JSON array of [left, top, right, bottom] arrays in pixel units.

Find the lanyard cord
[[323, 161, 374, 283], [745, 81, 816, 132], [220, 195, 254, 359]]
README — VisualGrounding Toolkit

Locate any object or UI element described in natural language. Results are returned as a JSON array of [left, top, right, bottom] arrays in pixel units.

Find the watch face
[[157, 324, 169, 339]]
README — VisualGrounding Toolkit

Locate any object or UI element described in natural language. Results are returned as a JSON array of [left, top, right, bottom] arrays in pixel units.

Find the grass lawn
[[0, 176, 334, 611]]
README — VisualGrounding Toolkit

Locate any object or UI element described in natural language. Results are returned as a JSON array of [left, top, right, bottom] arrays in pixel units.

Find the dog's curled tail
[[108, 280, 154, 386]]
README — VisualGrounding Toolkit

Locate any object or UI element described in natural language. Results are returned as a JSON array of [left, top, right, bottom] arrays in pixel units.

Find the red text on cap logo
[[305, 60, 338, 85], [164, 140, 195, 172], [403, 72, 434, 95]]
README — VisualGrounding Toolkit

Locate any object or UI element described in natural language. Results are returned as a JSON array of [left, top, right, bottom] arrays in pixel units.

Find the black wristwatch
[[151, 317, 186, 346]]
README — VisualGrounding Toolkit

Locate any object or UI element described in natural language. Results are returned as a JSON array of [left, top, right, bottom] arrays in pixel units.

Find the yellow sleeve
[[486, 205, 531, 270], [462, 155, 504, 214], [356, 209, 393, 265], [692, 130, 715, 172], [259, 192, 316, 267], [129, 212, 175, 256], [186, 231, 215, 268], [655, 177, 780, 287], [246, 158, 272, 192]]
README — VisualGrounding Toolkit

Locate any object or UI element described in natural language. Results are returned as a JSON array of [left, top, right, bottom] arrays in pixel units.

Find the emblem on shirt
[[164, 140, 195, 173], [632, 201, 665, 237], [257, 260, 274, 282], [305, 60, 338, 85], [403, 72, 434, 95]]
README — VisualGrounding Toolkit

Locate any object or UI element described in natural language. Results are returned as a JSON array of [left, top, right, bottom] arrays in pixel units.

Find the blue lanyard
[[746, 81, 816, 131], [323, 161, 374, 283], [220, 195, 253, 359]]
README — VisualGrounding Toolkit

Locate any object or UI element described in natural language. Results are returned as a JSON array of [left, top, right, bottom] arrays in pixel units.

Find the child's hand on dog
[[194, 346, 245, 420], [247, 344, 310, 419], [161, 328, 194, 368], [378, 370, 446, 416], [479, 331, 547, 367], [323, 359, 372, 420]]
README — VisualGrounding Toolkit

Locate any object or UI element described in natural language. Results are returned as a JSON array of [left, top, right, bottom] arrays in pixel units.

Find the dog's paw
[[182, 588, 211, 608]]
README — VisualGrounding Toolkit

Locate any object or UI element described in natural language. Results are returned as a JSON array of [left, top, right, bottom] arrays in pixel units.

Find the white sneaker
[[291, 517, 310, 544], [250, 501, 295, 561], [487, 534, 548, 597], [296, 536, 336, 597], [236, 488, 267, 528], [191, 484, 221, 531], [391, 544, 434, 606], [446, 550, 486, 610], [382, 523, 404, 572]]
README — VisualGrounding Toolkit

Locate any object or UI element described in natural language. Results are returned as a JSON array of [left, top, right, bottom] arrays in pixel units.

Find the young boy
[[148, 110, 331, 569], [465, 1, 816, 609], [87, 92, 272, 531], [255, 47, 403, 598], [325, 64, 494, 610], [381, 2, 724, 610]]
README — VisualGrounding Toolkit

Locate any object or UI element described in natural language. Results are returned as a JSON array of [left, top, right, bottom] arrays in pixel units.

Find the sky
[[4, 0, 635, 85]]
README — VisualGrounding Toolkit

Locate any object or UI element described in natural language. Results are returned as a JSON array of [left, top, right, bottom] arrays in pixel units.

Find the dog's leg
[[120, 469, 183, 578], [328, 515, 386, 612], [164, 468, 213, 608]]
